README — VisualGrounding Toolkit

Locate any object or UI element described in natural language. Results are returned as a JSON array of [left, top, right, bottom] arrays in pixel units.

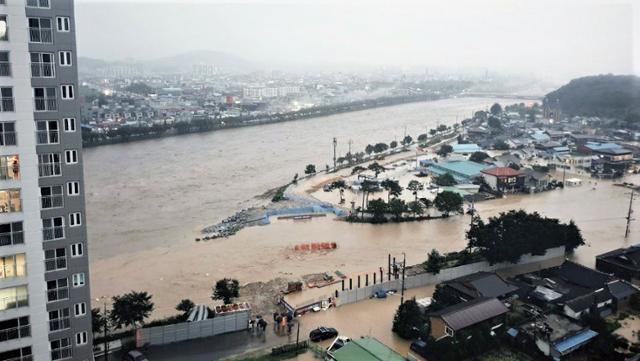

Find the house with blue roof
[[451, 143, 483, 155], [418, 160, 491, 183]]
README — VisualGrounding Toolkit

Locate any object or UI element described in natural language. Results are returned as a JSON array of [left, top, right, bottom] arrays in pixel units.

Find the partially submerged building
[[329, 336, 405, 361], [438, 272, 518, 303], [480, 167, 525, 193], [429, 298, 509, 340], [596, 244, 640, 282], [418, 160, 489, 183]]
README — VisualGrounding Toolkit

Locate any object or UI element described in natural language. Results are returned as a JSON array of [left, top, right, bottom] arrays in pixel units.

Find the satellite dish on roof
[[0, 20, 6, 39]]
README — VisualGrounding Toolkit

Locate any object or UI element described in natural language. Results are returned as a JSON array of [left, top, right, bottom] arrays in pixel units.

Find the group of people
[[248, 316, 268, 335], [273, 311, 295, 336]]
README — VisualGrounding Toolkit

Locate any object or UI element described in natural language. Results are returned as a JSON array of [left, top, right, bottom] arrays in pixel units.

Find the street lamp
[[96, 296, 110, 361]]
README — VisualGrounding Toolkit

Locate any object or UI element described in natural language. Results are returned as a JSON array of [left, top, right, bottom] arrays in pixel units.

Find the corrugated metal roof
[[332, 337, 405, 361], [553, 329, 598, 354], [432, 298, 508, 331]]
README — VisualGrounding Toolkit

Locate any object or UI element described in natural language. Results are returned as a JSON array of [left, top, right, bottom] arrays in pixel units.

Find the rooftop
[[422, 160, 490, 181], [444, 272, 518, 299], [331, 337, 405, 361], [597, 244, 640, 270], [481, 167, 522, 177], [430, 297, 508, 331], [452, 143, 483, 153]]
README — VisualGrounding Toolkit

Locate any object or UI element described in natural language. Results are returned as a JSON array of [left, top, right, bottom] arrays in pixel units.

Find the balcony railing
[[0, 62, 10, 77], [29, 28, 52, 44], [49, 317, 70, 332], [0, 163, 19, 181], [0, 295, 28, 311], [1, 97, 14, 112], [27, 0, 50, 7], [0, 324, 30, 342], [36, 130, 59, 144], [0, 132, 16, 146], [43, 226, 64, 241], [4, 356, 33, 361], [47, 287, 68, 302], [0, 231, 23, 246], [34, 98, 56, 112], [45, 256, 66, 272], [41, 194, 63, 209], [51, 346, 72, 361], [31, 62, 54, 78], [38, 163, 61, 177]]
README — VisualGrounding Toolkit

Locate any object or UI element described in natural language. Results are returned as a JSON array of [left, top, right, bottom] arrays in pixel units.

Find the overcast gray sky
[[75, 0, 638, 80]]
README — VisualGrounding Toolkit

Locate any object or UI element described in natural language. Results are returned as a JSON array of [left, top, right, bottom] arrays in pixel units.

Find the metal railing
[[0, 231, 23, 246], [29, 28, 52, 44], [43, 226, 64, 241], [4, 356, 33, 361], [0, 132, 16, 146], [38, 163, 61, 177], [0, 324, 30, 342], [31, 62, 54, 78], [1, 97, 14, 112], [41, 194, 63, 209], [0, 61, 10, 76], [49, 316, 70, 332], [45, 256, 66, 272], [34, 98, 57, 112], [0, 163, 19, 181], [36, 130, 59, 144], [47, 287, 68, 302], [51, 346, 72, 361], [0, 294, 28, 311], [27, 0, 50, 7]]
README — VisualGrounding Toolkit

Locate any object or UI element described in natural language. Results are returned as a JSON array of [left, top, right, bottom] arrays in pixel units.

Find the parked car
[[123, 350, 148, 361], [409, 340, 429, 359], [309, 326, 338, 342]]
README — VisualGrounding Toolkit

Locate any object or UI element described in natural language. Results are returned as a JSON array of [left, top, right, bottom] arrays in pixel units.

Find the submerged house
[[596, 244, 640, 282], [480, 167, 525, 193], [438, 272, 518, 303], [429, 298, 508, 340], [419, 160, 490, 183]]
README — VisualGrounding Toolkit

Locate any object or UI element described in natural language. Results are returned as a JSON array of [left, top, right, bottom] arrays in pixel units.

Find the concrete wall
[[336, 246, 565, 306], [136, 310, 250, 347]]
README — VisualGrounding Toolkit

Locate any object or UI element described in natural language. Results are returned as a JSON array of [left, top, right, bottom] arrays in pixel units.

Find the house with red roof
[[480, 167, 525, 193]]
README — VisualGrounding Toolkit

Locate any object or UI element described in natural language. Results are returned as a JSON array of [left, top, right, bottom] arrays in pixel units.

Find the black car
[[309, 326, 338, 342], [409, 340, 429, 359]]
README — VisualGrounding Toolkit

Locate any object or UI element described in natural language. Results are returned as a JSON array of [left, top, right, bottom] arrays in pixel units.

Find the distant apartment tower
[[0, 1, 93, 360]]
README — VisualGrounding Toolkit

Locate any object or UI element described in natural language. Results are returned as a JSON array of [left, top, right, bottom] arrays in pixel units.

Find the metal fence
[[136, 309, 250, 347]]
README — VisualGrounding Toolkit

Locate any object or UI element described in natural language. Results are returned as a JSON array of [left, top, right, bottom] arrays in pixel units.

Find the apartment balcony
[[0, 132, 16, 146], [42, 226, 64, 241], [51, 346, 72, 361], [0, 294, 28, 311], [41, 194, 63, 209], [0, 163, 19, 181], [36, 130, 59, 145], [27, 0, 50, 7], [0, 231, 23, 247], [38, 163, 61, 177], [0, 324, 30, 342], [4, 357, 33, 361], [28, 28, 52, 44], [45, 256, 66, 272], [46, 287, 68, 302], [49, 317, 70, 332], [31, 62, 54, 78], [34, 98, 56, 112], [0, 62, 11, 77], [0, 97, 14, 112]]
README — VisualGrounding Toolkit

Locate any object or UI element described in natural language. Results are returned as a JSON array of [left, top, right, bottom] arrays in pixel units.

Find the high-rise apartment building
[[0, 0, 92, 360]]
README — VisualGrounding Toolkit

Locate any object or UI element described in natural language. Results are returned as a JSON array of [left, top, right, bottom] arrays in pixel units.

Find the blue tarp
[[553, 329, 598, 354], [507, 328, 519, 337]]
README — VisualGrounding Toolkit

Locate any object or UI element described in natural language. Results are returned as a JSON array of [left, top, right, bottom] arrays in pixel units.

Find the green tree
[[360, 179, 378, 220], [92, 308, 108, 334], [212, 278, 240, 304], [425, 249, 445, 274], [381, 179, 403, 202], [468, 151, 490, 163], [387, 198, 407, 221], [351, 165, 365, 174], [110, 291, 154, 329], [368, 162, 385, 177], [367, 198, 387, 222], [407, 180, 424, 201], [373, 142, 389, 153], [392, 299, 426, 340], [176, 299, 195, 318], [389, 140, 398, 149], [407, 201, 424, 217], [402, 135, 413, 146], [490, 103, 503, 115], [417, 134, 427, 142], [304, 164, 316, 175], [434, 173, 457, 186], [437, 144, 453, 157], [434, 191, 463, 216], [493, 140, 509, 150], [487, 116, 502, 130], [365, 144, 374, 155]]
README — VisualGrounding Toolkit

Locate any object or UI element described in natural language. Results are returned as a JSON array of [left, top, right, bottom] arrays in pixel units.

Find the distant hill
[[544, 75, 640, 119]]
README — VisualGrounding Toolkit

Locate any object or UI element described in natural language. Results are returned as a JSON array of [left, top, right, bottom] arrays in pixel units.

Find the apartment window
[[36, 120, 59, 144], [59, 51, 72, 66], [67, 181, 80, 196], [43, 217, 64, 241], [45, 248, 66, 272], [0, 122, 16, 145], [0, 285, 28, 311], [71, 273, 85, 288], [41, 185, 63, 209], [0, 222, 23, 247], [0, 189, 21, 213], [60, 85, 74, 99], [70, 243, 83, 257], [56, 17, 70, 32], [47, 278, 68, 302], [0, 253, 26, 279], [0, 155, 19, 181], [38, 153, 62, 177], [75, 331, 87, 346], [49, 308, 70, 332], [0, 15, 8, 41], [34, 87, 57, 111], [0, 87, 14, 112], [28, 17, 53, 44], [0, 51, 10, 76], [65, 149, 77, 164], [31, 52, 55, 78], [0, 316, 30, 342], [0, 347, 32, 361], [69, 212, 81, 227], [50, 337, 72, 360], [26, 0, 50, 8], [63, 118, 76, 132], [73, 302, 86, 316]]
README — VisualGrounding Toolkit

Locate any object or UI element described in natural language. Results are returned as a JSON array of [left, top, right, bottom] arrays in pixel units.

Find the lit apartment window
[[42, 217, 64, 241], [0, 51, 10, 76], [0, 87, 14, 112], [0, 285, 28, 311], [71, 273, 85, 287], [49, 308, 70, 332], [26, 0, 50, 8], [0, 15, 8, 41], [73, 302, 86, 316], [41, 185, 63, 209], [0, 189, 21, 213], [63, 117, 76, 132], [38, 153, 62, 177], [59, 51, 72, 66], [64, 149, 77, 164], [67, 181, 80, 196], [28, 17, 53, 44], [46, 278, 68, 302], [31, 52, 55, 78], [71, 242, 84, 257], [36, 120, 59, 144], [45, 248, 66, 272], [60, 85, 74, 99], [0, 347, 32, 361], [75, 331, 88, 345], [50, 337, 72, 360], [56, 17, 70, 32], [0, 253, 26, 279], [0, 222, 23, 247], [69, 212, 81, 227], [0, 316, 30, 342], [34, 87, 57, 111], [0, 154, 19, 181]]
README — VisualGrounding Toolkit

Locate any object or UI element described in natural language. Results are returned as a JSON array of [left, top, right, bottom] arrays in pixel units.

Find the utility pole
[[348, 139, 353, 156], [295, 320, 301, 355], [400, 252, 406, 306], [332, 137, 337, 170], [97, 297, 109, 361], [626, 190, 634, 238]]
